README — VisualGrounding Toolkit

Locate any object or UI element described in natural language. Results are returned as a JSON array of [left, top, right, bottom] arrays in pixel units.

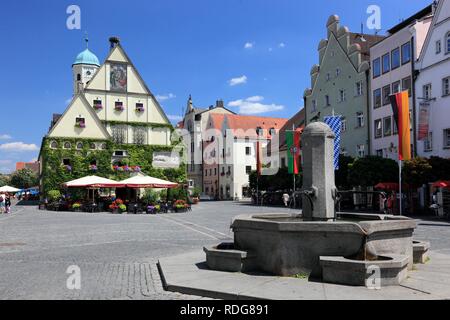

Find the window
[[376, 149, 383, 157], [341, 118, 347, 132], [373, 58, 381, 78], [443, 77, 450, 96], [356, 112, 364, 128], [338, 89, 346, 102], [446, 32, 450, 54], [445, 129, 450, 148], [136, 103, 145, 112], [383, 117, 392, 137], [245, 147, 251, 155], [355, 81, 363, 96], [63, 159, 71, 166], [325, 95, 330, 107], [436, 40, 442, 54], [205, 170, 208, 177], [393, 119, 398, 135], [423, 84, 432, 100], [373, 88, 382, 109], [77, 74, 81, 81], [93, 100, 102, 110], [100, 143, 107, 150], [392, 81, 401, 94], [336, 68, 341, 77], [76, 142, 83, 149], [382, 53, 390, 74], [311, 99, 317, 112], [374, 119, 382, 138], [133, 127, 146, 145], [269, 128, 276, 136], [50, 141, 58, 149], [402, 77, 412, 97], [214, 168, 217, 176], [256, 127, 263, 136], [326, 73, 331, 81], [89, 143, 96, 150], [112, 125, 127, 144], [401, 42, 411, 64], [424, 132, 433, 152], [382, 85, 391, 106], [391, 48, 400, 69], [246, 166, 252, 175], [281, 157, 286, 168], [115, 101, 124, 111], [357, 144, 365, 158], [64, 142, 72, 149]]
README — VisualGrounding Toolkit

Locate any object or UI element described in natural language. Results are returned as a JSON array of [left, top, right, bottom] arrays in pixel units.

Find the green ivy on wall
[[40, 137, 186, 196]]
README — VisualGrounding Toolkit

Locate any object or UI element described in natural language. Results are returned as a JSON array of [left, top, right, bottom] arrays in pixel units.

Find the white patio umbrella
[[0, 186, 21, 193], [120, 175, 178, 189], [63, 176, 124, 188]]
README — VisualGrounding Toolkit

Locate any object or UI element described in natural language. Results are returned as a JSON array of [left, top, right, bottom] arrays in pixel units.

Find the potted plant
[[72, 203, 82, 212], [119, 204, 127, 213], [174, 200, 187, 213]]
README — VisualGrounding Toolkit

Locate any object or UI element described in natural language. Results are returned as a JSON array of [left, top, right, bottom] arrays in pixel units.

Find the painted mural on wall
[[110, 64, 127, 92]]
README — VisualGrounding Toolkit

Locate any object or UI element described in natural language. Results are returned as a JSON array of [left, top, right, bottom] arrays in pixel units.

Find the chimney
[[215, 100, 224, 109], [109, 36, 120, 49]]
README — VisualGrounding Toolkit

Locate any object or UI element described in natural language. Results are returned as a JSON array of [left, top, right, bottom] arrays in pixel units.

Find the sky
[[0, 0, 431, 173]]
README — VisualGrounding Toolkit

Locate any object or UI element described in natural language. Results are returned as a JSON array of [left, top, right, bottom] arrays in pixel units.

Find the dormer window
[[75, 117, 86, 128], [93, 100, 103, 110], [269, 128, 276, 136], [115, 101, 124, 111], [256, 127, 263, 136]]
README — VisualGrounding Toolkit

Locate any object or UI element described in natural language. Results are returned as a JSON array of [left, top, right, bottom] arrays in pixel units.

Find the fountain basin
[[413, 240, 430, 264], [231, 213, 416, 277], [320, 254, 409, 286], [203, 243, 256, 273]]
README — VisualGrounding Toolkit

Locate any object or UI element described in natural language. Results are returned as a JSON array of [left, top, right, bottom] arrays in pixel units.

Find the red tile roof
[[225, 114, 288, 138]]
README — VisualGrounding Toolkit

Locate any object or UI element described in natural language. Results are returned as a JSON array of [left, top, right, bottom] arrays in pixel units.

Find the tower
[[72, 36, 100, 95]]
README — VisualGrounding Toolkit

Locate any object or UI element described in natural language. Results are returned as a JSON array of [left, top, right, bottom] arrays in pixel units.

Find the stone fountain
[[204, 122, 428, 287]]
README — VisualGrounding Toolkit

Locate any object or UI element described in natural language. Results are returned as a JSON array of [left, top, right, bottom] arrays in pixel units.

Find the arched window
[[50, 141, 58, 149], [90, 143, 96, 150], [446, 32, 450, 54], [64, 142, 72, 149], [76, 142, 83, 149]]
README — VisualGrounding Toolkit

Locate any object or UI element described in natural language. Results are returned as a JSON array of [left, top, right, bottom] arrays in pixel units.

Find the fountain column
[[301, 122, 337, 221]]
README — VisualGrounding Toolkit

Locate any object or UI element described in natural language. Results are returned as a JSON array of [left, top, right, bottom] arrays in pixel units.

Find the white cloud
[[229, 75, 248, 86], [228, 96, 284, 115], [279, 42, 286, 48], [0, 134, 11, 140], [268, 47, 273, 52], [0, 160, 12, 165], [244, 42, 254, 49], [167, 115, 183, 122], [0, 142, 39, 152], [155, 93, 176, 101]]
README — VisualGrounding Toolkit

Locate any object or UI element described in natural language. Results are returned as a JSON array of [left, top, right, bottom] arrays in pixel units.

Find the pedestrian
[[282, 192, 290, 207], [5, 195, 11, 214], [0, 194, 5, 214]]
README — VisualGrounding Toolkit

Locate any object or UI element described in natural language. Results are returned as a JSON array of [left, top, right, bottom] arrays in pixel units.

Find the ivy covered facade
[[38, 37, 186, 196]]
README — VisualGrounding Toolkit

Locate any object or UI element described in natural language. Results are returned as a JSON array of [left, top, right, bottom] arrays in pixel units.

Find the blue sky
[[0, 0, 431, 173]]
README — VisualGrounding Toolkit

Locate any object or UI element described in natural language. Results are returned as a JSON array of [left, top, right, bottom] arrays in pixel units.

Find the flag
[[323, 116, 342, 170], [418, 102, 430, 141], [256, 140, 262, 176], [287, 129, 302, 175], [390, 91, 411, 161]]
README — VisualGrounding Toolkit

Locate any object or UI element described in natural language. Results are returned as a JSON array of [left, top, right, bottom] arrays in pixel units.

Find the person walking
[[5, 195, 11, 214], [0, 194, 5, 214], [282, 192, 290, 208]]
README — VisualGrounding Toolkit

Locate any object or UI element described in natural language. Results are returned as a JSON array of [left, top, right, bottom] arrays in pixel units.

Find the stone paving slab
[[158, 251, 450, 300]]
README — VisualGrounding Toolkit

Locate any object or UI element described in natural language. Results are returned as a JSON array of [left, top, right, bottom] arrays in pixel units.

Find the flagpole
[[399, 160, 402, 216], [292, 124, 296, 209]]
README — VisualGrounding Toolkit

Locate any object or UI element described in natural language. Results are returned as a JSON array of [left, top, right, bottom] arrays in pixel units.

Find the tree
[[348, 156, 398, 187], [428, 157, 450, 182], [249, 167, 302, 192], [402, 157, 433, 187], [335, 155, 354, 189], [0, 174, 10, 187], [9, 169, 39, 189]]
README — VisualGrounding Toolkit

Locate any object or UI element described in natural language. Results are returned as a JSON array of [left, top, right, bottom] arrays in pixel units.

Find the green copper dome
[[73, 48, 100, 67]]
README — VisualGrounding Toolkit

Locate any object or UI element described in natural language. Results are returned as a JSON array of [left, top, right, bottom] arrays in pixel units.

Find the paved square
[[0, 203, 449, 300]]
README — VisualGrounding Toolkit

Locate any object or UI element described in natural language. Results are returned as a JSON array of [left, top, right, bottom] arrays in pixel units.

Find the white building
[[370, 6, 433, 160], [415, 0, 450, 158]]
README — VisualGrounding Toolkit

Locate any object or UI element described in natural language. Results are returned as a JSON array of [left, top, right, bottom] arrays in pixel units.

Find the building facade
[[415, 0, 450, 158], [181, 98, 234, 192], [304, 15, 384, 158], [370, 6, 433, 160], [202, 114, 287, 200], [38, 37, 182, 195]]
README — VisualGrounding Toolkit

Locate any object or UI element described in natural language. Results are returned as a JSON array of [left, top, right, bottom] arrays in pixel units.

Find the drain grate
[[0, 242, 26, 247]]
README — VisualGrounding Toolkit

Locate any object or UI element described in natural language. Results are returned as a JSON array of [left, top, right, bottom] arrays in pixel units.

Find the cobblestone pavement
[[1, 204, 449, 300], [0, 202, 295, 300]]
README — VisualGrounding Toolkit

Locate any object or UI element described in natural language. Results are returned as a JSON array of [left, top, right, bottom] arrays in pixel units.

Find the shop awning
[[119, 175, 179, 189], [432, 181, 450, 189], [0, 186, 21, 193], [63, 176, 124, 188]]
